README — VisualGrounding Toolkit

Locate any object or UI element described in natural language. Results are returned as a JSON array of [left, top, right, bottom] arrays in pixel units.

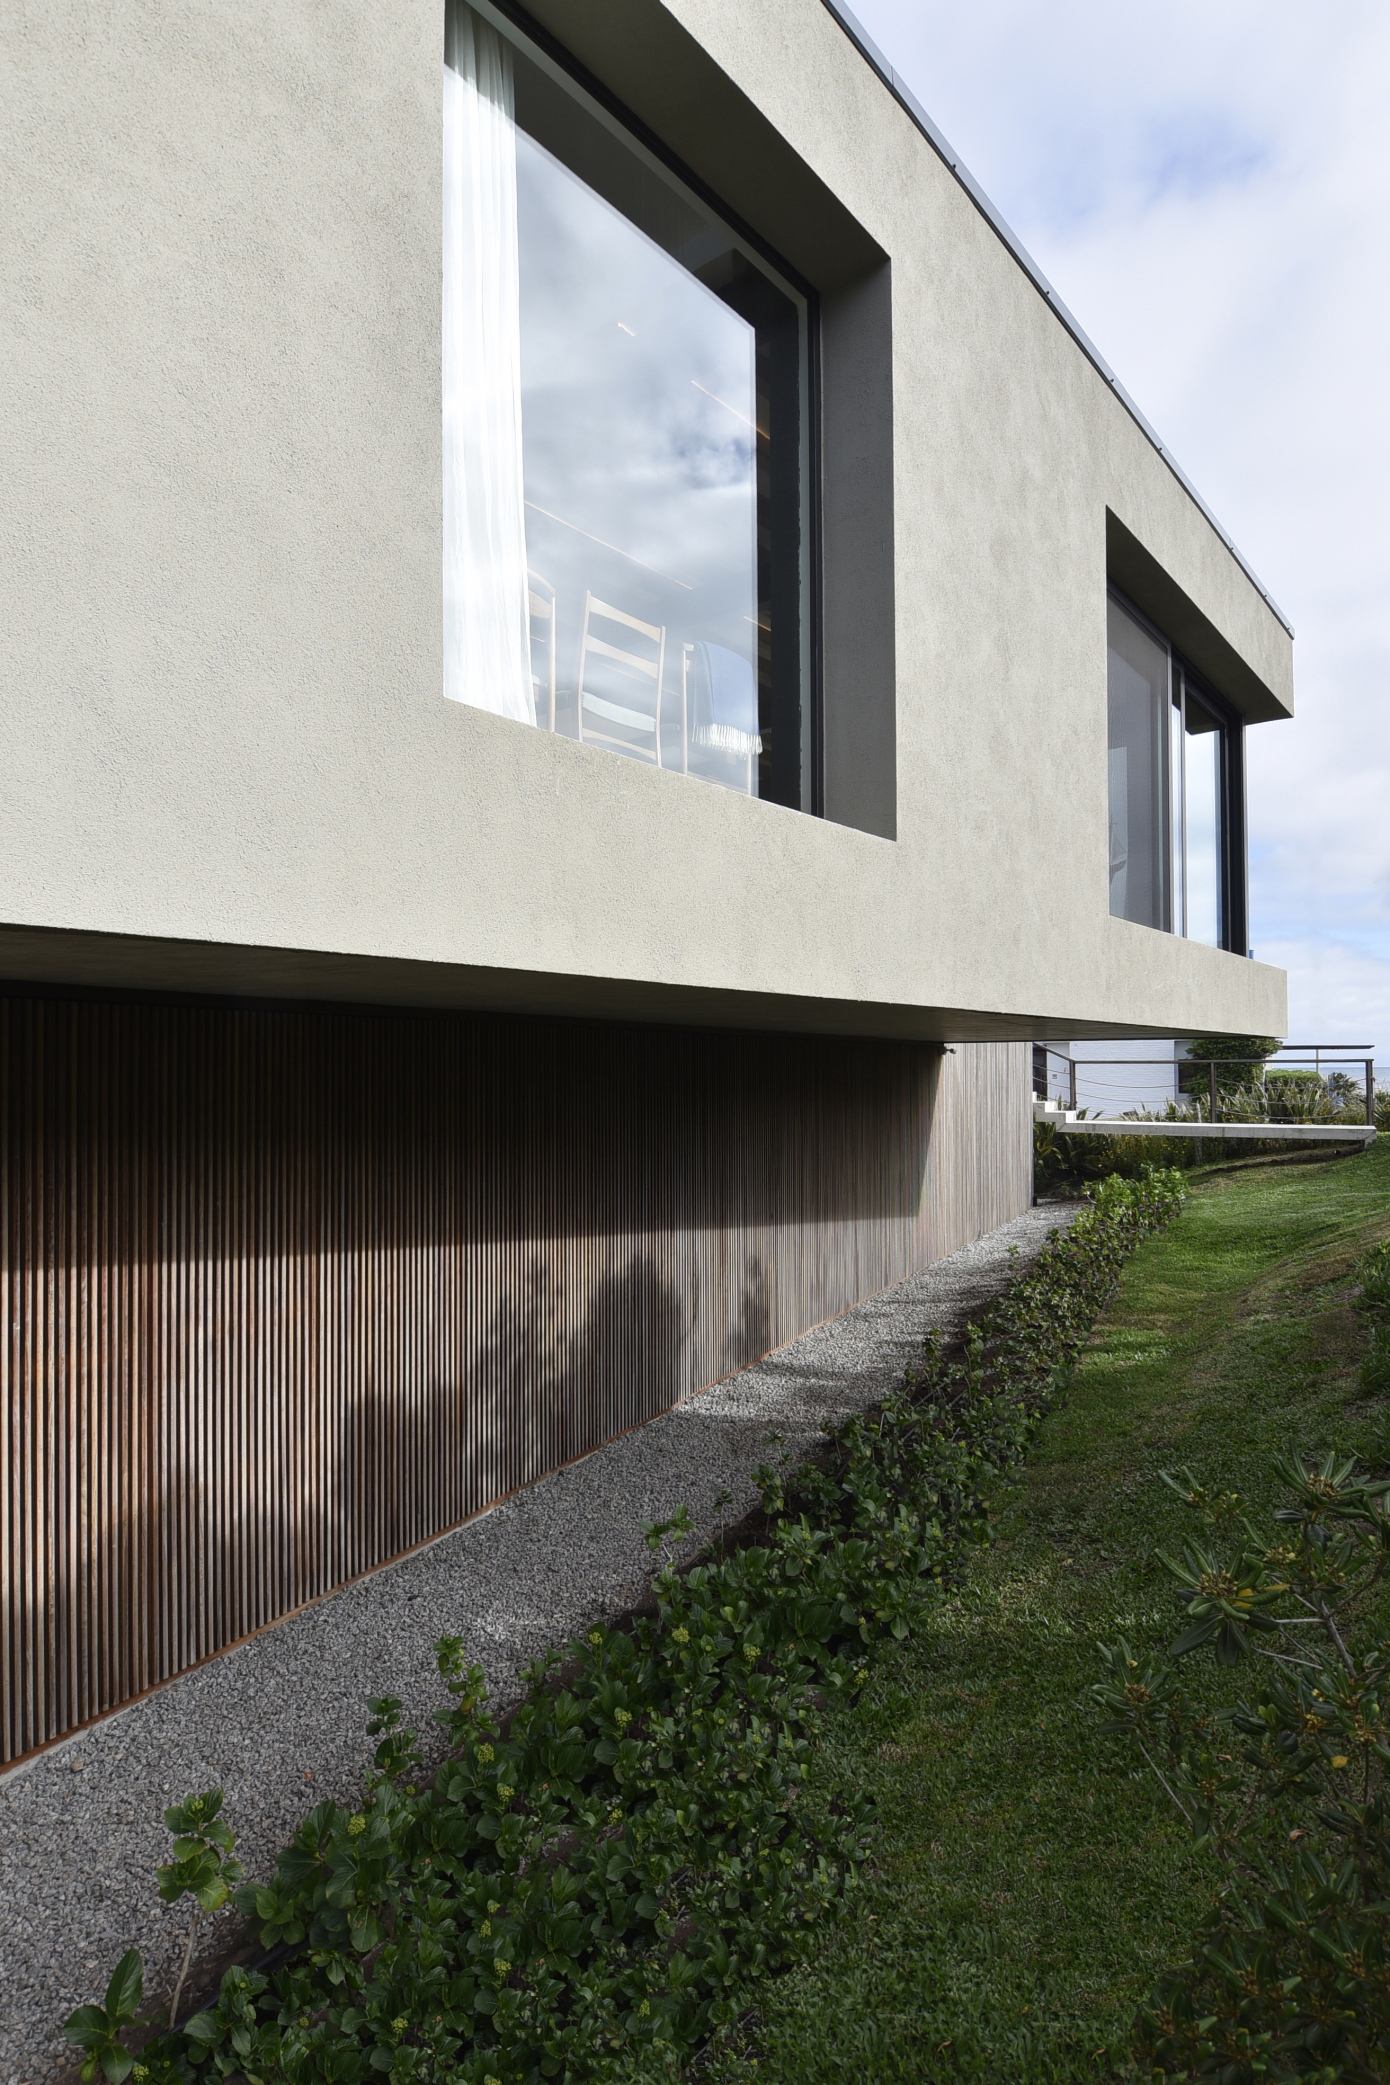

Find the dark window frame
[[462, 0, 826, 816], [1107, 585, 1248, 956]]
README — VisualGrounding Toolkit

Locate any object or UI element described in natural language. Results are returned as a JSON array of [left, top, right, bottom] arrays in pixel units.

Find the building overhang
[[0, 923, 1288, 1049]]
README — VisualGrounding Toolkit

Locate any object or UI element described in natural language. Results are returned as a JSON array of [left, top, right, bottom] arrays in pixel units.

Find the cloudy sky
[[851, 0, 1390, 1063]]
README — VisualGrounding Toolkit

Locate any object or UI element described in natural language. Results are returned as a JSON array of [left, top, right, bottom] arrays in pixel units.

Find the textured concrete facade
[[0, 0, 1290, 1041]]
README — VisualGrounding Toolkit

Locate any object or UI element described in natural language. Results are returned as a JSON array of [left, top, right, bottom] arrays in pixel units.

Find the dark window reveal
[[1107, 591, 1246, 952]]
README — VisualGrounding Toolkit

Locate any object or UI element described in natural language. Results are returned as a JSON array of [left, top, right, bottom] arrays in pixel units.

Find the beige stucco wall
[[0, 0, 1291, 1042]]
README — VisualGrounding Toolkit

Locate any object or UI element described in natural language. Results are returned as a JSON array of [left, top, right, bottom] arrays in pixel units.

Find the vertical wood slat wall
[[1, 995, 1030, 1765]]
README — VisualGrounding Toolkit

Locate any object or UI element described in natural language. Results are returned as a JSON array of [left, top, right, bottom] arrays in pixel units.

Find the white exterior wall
[[0, 0, 1292, 1044], [1068, 1039, 1183, 1114]]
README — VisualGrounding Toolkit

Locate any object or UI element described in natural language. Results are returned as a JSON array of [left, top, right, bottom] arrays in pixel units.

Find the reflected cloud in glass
[[444, 0, 809, 803]]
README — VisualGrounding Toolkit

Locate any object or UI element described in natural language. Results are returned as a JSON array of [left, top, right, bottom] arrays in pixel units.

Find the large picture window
[[443, 0, 812, 808], [1106, 592, 1246, 950]]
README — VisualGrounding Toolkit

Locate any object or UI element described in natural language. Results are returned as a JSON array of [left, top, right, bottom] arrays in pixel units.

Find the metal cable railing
[[1033, 1045, 1380, 1129]]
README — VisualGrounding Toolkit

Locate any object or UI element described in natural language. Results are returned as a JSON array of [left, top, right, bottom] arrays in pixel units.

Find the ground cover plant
[[63, 1171, 1185, 2085], [1096, 1432, 1390, 2079], [699, 1139, 1390, 2082], [1035, 1109, 1387, 1192], [1091, 1230, 1390, 2080]]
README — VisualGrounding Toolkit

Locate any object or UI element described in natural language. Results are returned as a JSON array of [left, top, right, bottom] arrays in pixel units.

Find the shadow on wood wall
[[1, 993, 1027, 1763]]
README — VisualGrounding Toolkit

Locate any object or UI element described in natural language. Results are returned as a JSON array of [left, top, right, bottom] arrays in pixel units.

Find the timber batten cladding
[[0, 993, 1030, 1764]]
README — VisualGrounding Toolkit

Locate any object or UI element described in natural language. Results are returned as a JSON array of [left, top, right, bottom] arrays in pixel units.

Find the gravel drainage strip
[[0, 1198, 1079, 2083]]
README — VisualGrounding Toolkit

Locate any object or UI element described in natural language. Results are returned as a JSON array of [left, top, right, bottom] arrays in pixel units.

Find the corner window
[[443, 1, 813, 808], [1106, 591, 1245, 950]]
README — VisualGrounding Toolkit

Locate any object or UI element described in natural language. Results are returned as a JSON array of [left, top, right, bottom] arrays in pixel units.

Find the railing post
[[1069, 1058, 1077, 1111], [1367, 1059, 1376, 1129], [1209, 1060, 1219, 1125]]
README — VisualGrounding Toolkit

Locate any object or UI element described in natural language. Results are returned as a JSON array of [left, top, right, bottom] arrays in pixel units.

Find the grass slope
[[700, 1145, 1390, 2083]]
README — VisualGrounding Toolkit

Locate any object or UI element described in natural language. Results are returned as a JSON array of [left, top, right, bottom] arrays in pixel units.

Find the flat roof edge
[[819, 0, 1295, 640]]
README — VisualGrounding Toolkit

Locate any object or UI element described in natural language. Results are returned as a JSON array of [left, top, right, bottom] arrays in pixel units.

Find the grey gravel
[[0, 1198, 1079, 2083]]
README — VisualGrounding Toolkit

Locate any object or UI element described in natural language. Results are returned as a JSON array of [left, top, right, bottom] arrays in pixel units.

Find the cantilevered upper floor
[[0, 0, 1292, 1041]]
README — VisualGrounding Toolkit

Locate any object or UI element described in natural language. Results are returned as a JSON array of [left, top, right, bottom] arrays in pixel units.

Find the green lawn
[[700, 1144, 1390, 2083]]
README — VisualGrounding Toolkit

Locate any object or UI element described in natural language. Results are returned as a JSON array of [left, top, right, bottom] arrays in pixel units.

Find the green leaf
[[1215, 1622, 1246, 1666], [104, 1950, 143, 2024], [63, 2005, 108, 2051], [1170, 1617, 1218, 1658], [348, 1911, 382, 1953], [99, 2051, 134, 2085]]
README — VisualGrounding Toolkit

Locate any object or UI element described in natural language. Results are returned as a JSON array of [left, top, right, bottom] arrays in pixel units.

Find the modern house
[[0, 0, 1293, 1769]]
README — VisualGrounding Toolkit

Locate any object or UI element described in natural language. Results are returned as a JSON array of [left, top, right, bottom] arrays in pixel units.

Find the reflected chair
[[575, 594, 667, 765], [527, 569, 557, 732], [683, 640, 760, 794]]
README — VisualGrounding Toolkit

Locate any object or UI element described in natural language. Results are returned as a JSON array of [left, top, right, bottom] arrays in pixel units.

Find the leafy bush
[[1035, 1115, 1211, 1190], [1095, 1245, 1390, 2081], [1186, 1035, 1282, 1065], [67, 1170, 1186, 2085], [1180, 1035, 1281, 1100]]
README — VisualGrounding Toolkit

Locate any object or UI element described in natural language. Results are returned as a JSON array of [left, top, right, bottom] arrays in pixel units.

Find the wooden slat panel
[[0, 996, 1029, 1764]]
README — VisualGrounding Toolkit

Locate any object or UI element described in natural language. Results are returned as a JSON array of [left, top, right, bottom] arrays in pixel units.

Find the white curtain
[[443, 4, 535, 722], [1108, 744, 1129, 917]]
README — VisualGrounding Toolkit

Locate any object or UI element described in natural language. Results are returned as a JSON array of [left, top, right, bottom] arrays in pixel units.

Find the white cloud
[[1259, 938, 1390, 1076], [851, 0, 1390, 1058]]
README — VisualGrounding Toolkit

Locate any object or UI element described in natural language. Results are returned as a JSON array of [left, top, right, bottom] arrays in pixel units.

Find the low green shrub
[[1222, 1075, 1363, 1128], [68, 1169, 1185, 2085], [1036, 1089, 1379, 1195], [1035, 1117, 1214, 1189], [1035, 1117, 1174, 1188], [1095, 1302, 1390, 2082]]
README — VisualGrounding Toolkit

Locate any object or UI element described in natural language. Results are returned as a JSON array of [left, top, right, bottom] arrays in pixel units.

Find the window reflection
[[1107, 595, 1171, 931], [1107, 593, 1236, 948], [443, 0, 809, 806], [1183, 690, 1223, 948]]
